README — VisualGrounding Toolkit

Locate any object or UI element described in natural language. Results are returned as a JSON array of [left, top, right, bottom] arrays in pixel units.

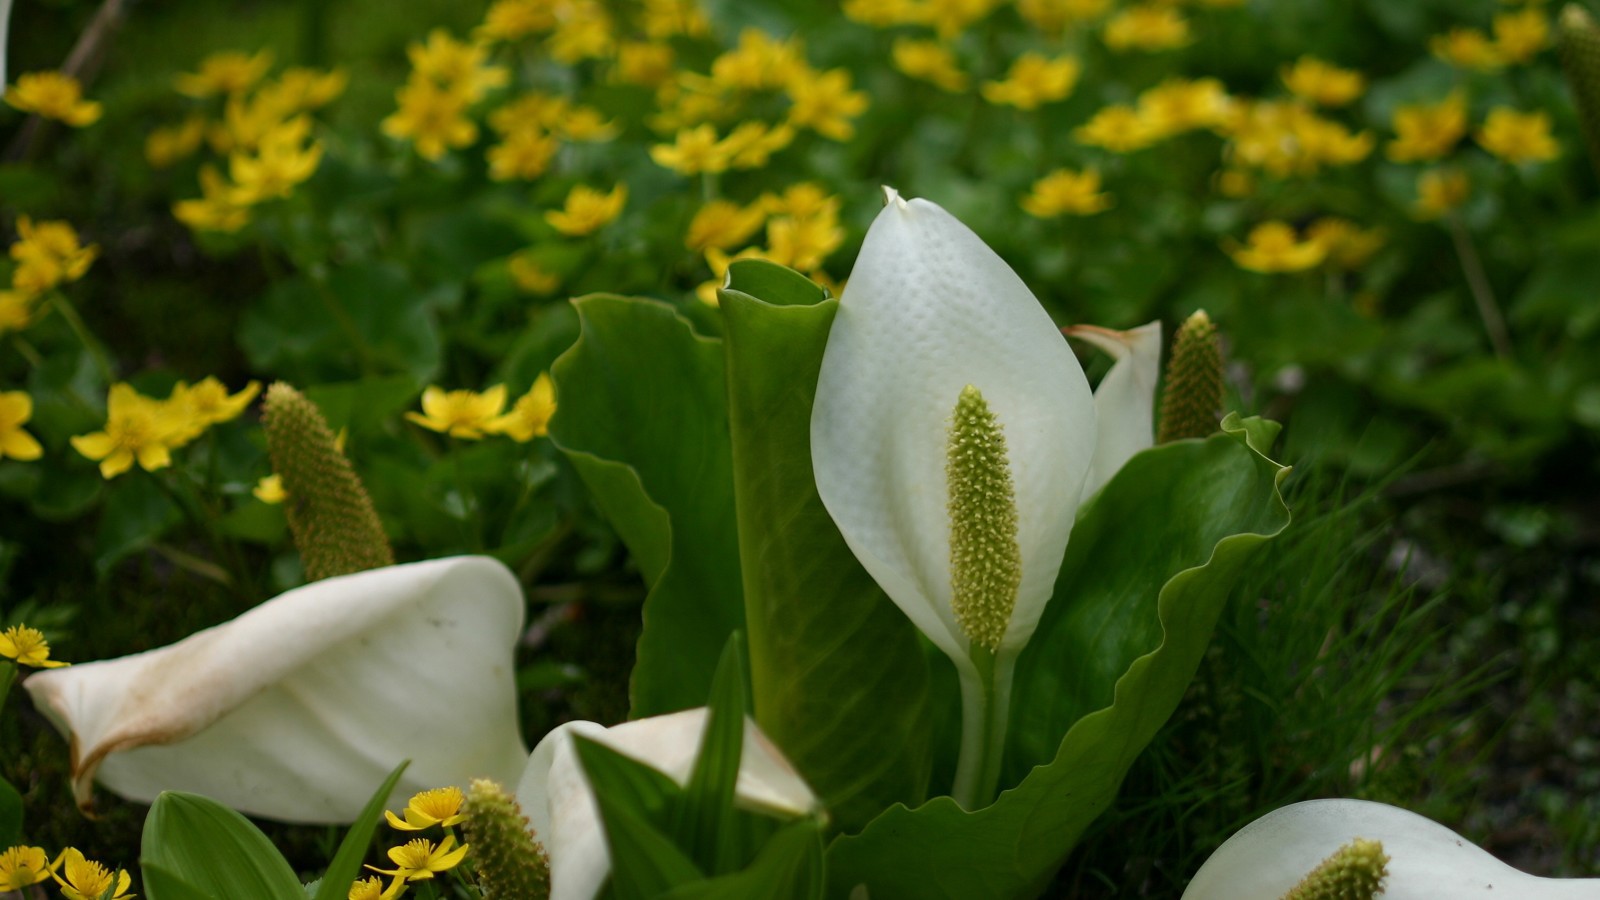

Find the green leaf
[[719, 261, 933, 830], [673, 634, 748, 875], [825, 419, 1292, 898], [574, 735, 685, 829], [141, 791, 306, 900], [575, 737, 704, 900], [0, 773, 21, 847], [549, 295, 743, 716], [141, 863, 221, 900], [311, 760, 411, 900], [94, 475, 182, 577], [659, 819, 826, 900]]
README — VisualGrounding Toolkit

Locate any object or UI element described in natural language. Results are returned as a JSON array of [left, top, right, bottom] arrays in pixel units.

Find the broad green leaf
[[659, 819, 827, 900], [141, 791, 305, 900], [825, 419, 1291, 898], [94, 475, 182, 577], [549, 295, 743, 716], [141, 863, 221, 900], [576, 737, 704, 900], [574, 734, 686, 830], [673, 634, 748, 875], [0, 772, 21, 847], [311, 760, 411, 900], [719, 260, 933, 830]]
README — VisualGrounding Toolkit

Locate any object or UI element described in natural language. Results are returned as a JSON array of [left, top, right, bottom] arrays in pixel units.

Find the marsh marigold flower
[[1415, 168, 1470, 219], [476, 0, 557, 42], [546, 183, 627, 236], [230, 118, 324, 204], [1281, 57, 1365, 107], [165, 377, 260, 445], [488, 374, 556, 442], [719, 120, 796, 169], [407, 29, 509, 102], [1306, 217, 1384, 269], [687, 199, 767, 251], [488, 127, 559, 181], [347, 875, 405, 900], [1137, 78, 1232, 136], [711, 28, 806, 90], [407, 386, 507, 439], [1022, 168, 1113, 217], [254, 473, 287, 504], [1103, 5, 1192, 52], [174, 166, 252, 233], [1226, 221, 1326, 273], [259, 67, 348, 114], [383, 79, 478, 160], [4, 71, 101, 125], [50, 849, 131, 900], [893, 39, 969, 92], [0, 291, 38, 336], [1017, 0, 1113, 33], [981, 52, 1080, 110], [146, 115, 208, 169], [1494, 8, 1549, 63], [615, 40, 676, 87], [1387, 92, 1469, 163], [9, 216, 98, 296], [0, 625, 67, 668], [0, 845, 52, 888], [176, 50, 273, 97], [547, 4, 617, 63], [1432, 27, 1504, 70], [785, 67, 869, 140], [650, 124, 733, 175], [0, 390, 44, 461], [367, 836, 470, 882], [71, 384, 184, 478], [508, 252, 561, 295], [387, 786, 467, 831], [1476, 107, 1560, 162], [1075, 104, 1157, 152]]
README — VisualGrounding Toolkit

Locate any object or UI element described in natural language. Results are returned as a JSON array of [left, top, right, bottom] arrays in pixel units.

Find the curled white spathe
[[1183, 799, 1600, 899], [810, 187, 1097, 662], [1067, 320, 1162, 500], [516, 709, 820, 900], [23, 556, 530, 823]]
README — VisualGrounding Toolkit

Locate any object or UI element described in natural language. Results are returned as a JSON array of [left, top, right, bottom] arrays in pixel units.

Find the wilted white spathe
[[1066, 320, 1162, 499]]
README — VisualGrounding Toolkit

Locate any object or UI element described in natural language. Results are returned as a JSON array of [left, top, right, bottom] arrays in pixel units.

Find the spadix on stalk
[[811, 188, 1096, 807]]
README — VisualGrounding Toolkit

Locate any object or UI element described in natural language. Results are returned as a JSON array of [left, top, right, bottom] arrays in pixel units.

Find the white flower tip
[[880, 185, 906, 209]]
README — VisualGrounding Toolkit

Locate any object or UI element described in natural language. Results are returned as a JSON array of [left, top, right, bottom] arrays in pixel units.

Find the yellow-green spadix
[[810, 187, 1097, 665]]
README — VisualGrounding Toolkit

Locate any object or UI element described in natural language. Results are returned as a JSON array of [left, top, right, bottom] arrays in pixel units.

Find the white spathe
[[1066, 321, 1162, 499], [516, 709, 819, 900], [1183, 799, 1600, 899], [810, 187, 1097, 661], [23, 556, 530, 824], [0, 0, 12, 97]]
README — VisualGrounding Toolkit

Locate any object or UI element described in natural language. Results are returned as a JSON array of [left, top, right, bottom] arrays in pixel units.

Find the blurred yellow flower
[[508, 252, 561, 295], [1387, 92, 1469, 163], [1016, 0, 1113, 34], [3, 71, 102, 126], [548, 4, 617, 63], [1430, 27, 1504, 70], [1492, 8, 1549, 63], [1103, 5, 1192, 52], [767, 213, 844, 272], [1021, 168, 1112, 217], [759, 182, 841, 221], [546, 184, 627, 236], [9, 216, 98, 296], [844, 0, 923, 27], [253, 473, 287, 504], [712, 28, 806, 91], [258, 67, 348, 114], [145, 115, 208, 169], [0, 290, 39, 335], [687, 200, 768, 251], [651, 124, 734, 175], [0, 625, 67, 667], [720, 120, 796, 169], [406, 386, 508, 439], [1137, 77, 1231, 136], [488, 374, 557, 442], [1215, 168, 1255, 197], [1476, 106, 1560, 162], [0, 845, 52, 887], [173, 166, 252, 233], [487, 126, 559, 181], [0, 390, 43, 462], [1074, 104, 1157, 152], [641, 0, 711, 39], [171, 378, 261, 430], [1414, 168, 1470, 219], [71, 384, 183, 479], [175, 50, 273, 98], [346, 876, 403, 900], [892, 39, 969, 93], [981, 52, 1080, 109], [922, 0, 1004, 40], [407, 29, 509, 102], [615, 41, 677, 87], [1225, 221, 1326, 273], [785, 67, 869, 140], [383, 79, 478, 160], [229, 117, 323, 204], [476, 0, 557, 42], [554, 106, 620, 142], [1294, 115, 1374, 167], [1306, 217, 1385, 269], [1280, 57, 1365, 107]]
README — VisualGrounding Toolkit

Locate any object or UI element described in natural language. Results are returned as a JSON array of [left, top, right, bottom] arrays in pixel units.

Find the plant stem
[[0, 662, 15, 710], [47, 293, 115, 383], [1446, 216, 1513, 360], [951, 645, 1016, 811]]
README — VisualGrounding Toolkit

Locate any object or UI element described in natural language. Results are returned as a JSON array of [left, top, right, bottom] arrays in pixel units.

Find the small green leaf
[[574, 735, 684, 830], [575, 737, 704, 900], [672, 634, 748, 875], [141, 791, 305, 900], [312, 760, 411, 900]]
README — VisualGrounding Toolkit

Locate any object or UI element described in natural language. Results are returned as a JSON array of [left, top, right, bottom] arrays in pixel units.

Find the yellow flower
[[921, 0, 1004, 40], [487, 374, 557, 442], [615, 41, 677, 87], [650, 124, 734, 175], [383, 79, 478, 161], [1387, 91, 1469, 163], [70, 383, 184, 479], [145, 115, 208, 169], [546, 183, 627, 236], [548, 4, 617, 63], [1493, 8, 1549, 63], [169, 378, 261, 432], [1280, 57, 1365, 107], [1103, 5, 1192, 52], [367, 836, 469, 882], [175, 49, 273, 98], [174, 166, 252, 233], [0, 391, 45, 461], [1415, 168, 1470, 219], [254, 474, 287, 504], [258, 67, 349, 114], [1021, 168, 1112, 217], [406, 386, 507, 439], [9, 216, 98, 296], [208, 92, 295, 155], [1476, 107, 1560, 163], [1225, 221, 1326, 273], [50, 849, 131, 900], [1016, 0, 1113, 34], [508, 252, 561, 295], [844, 0, 923, 27], [407, 29, 509, 103], [476, 0, 557, 42], [0, 845, 52, 888], [687, 200, 767, 252], [759, 182, 841, 221], [3, 71, 102, 126], [487, 126, 559, 181], [489, 92, 569, 133], [711, 28, 806, 91], [1306, 217, 1384, 269], [641, 0, 710, 39], [719, 120, 796, 169], [785, 67, 869, 140], [0, 290, 41, 336], [555, 106, 620, 142], [229, 117, 323, 204], [1074, 104, 1157, 152], [981, 52, 1080, 110], [1215, 169, 1254, 197], [386, 786, 467, 831], [766, 214, 845, 273], [1430, 27, 1504, 70], [347, 875, 406, 900], [0, 626, 67, 668], [892, 39, 969, 93], [1294, 115, 1374, 168], [1136, 77, 1232, 137]]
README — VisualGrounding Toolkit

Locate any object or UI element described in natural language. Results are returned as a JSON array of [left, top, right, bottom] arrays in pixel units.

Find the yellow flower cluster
[[70, 379, 259, 479], [691, 183, 847, 304], [7, 216, 98, 298], [3, 71, 102, 126], [351, 786, 473, 898], [1021, 169, 1113, 217], [383, 30, 509, 161], [0, 846, 130, 899], [0, 392, 43, 462], [1074, 78, 1232, 153], [1429, 8, 1549, 70], [406, 375, 556, 443], [1224, 217, 1385, 274]]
